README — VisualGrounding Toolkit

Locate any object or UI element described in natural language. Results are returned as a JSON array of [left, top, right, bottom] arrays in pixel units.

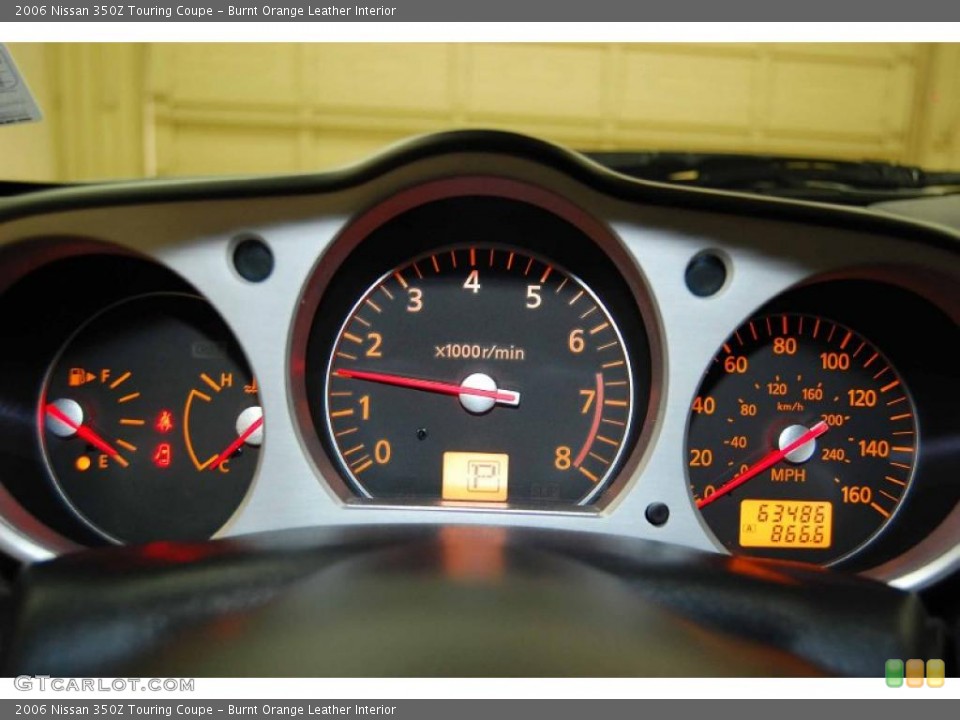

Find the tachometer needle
[[696, 420, 829, 509], [210, 416, 264, 470], [43, 402, 129, 468], [335, 369, 520, 407]]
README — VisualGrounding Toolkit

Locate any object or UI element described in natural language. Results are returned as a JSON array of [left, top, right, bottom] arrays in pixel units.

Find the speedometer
[[686, 312, 917, 565]]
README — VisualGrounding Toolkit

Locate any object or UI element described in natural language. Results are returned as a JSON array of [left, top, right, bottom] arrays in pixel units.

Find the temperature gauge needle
[[696, 420, 829, 509], [210, 416, 264, 470], [335, 369, 520, 406], [44, 402, 129, 468]]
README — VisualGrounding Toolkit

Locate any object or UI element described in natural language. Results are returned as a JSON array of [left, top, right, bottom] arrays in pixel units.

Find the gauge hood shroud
[[0, 130, 957, 254]]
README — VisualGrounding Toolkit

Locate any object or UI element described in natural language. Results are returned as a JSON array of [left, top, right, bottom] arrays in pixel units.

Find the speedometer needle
[[334, 369, 520, 406], [696, 420, 829, 509], [44, 402, 129, 468]]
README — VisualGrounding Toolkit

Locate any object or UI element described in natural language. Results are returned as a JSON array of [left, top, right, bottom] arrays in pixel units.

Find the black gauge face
[[687, 313, 917, 565], [321, 244, 636, 504], [41, 294, 262, 544]]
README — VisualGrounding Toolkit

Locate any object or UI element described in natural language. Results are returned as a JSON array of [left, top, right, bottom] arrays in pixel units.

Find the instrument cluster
[[0, 132, 957, 589]]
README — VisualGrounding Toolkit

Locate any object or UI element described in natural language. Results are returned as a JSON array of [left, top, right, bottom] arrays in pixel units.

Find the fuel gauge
[[41, 294, 261, 544], [45, 367, 145, 472]]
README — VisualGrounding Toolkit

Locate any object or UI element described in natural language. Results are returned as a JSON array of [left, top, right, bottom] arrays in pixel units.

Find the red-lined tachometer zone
[[323, 244, 634, 504], [573, 373, 604, 470]]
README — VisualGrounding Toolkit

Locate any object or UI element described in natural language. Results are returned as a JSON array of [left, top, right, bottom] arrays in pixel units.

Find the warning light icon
[[68, 368, 96, 387], [155, 409, 174, 434], [153, 443, 172, 469]]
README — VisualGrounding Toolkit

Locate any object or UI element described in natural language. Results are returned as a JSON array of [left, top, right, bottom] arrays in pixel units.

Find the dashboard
[[0, 130, 957, 593]]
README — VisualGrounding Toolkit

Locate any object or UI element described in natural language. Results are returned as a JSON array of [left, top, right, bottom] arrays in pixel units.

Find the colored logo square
[[885, 659, 904, 687], [906, 658, 925, 687], [926, 659, 945, 688]]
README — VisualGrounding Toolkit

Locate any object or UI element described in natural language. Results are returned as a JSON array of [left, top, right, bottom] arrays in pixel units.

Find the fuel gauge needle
[[44, 402, 129, 467], [696, 420, 829, 509]]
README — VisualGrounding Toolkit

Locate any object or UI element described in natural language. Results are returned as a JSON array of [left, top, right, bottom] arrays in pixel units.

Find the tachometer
[[300, 182, 654, 508], [322, 245, 635, 504], [687, 313, 917, 565]]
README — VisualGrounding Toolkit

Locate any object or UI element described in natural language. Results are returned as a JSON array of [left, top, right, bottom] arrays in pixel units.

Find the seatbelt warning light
[[155, 409, 175, 434]]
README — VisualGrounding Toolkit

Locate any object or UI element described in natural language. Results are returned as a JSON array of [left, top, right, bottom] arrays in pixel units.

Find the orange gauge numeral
[[692, 396, 716, 415], [724, 356, 748, 373], [858, 439, 890, 458], [847, 388, 877, 407], [772, 337, 797, 355], [689, 448, 713, 467], [842, 486, 873, 504], [365, 333, 383, 358], [568, 328, 585, 354], [579, 389, 596, 414], [820, 352, 850, 370]]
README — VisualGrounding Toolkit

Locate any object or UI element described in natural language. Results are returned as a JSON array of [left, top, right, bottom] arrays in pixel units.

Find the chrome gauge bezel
[[290, 176, 664, 514]]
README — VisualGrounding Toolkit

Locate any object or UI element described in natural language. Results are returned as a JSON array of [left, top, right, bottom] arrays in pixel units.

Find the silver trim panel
[[0, 147, 957, 590]]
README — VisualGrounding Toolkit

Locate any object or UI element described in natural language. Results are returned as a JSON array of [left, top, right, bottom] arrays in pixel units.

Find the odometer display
[[321, 244, 636, 504], [687, 313, 917, 565], [739, 500, 832, 549]]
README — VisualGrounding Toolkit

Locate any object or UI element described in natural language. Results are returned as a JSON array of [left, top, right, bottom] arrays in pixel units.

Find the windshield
[[2, 42, 959, 190]]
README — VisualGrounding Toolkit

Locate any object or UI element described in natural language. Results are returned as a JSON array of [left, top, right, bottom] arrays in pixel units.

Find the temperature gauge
[[41, 294, 262, 544], [184, 373, 263, 474]]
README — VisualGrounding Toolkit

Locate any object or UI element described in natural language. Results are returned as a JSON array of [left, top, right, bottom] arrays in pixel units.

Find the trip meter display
[[687, 313, 917, 565], [302, 185, 653, 507]]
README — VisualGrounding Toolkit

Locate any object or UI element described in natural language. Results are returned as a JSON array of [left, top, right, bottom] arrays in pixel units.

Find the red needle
[[696, 420, 829, 509], [44, 403, 128, 467], [335, 369, 519, 404], [210, 416, 264, 470]]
